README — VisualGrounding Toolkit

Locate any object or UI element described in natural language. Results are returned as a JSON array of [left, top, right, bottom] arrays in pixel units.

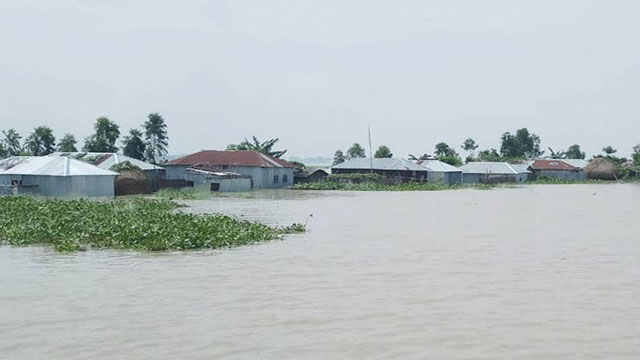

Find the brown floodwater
[[1, 184, 639, 359]]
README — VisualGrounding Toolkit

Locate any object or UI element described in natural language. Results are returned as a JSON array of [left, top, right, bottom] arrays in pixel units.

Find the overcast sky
[[1, 0, 639, 159]]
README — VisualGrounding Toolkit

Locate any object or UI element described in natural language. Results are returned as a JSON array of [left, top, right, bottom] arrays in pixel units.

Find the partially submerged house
[[528, 159, 587, 181], [294, 167, 330, 184], [416, 160, 463, 185], [460, 162, 530, 184], [165, 150, 294, 189], [332, 158, 429, 181], [181, 164, 253, 192], [54, 152, 165, 182], [0, 156, 117, 197]]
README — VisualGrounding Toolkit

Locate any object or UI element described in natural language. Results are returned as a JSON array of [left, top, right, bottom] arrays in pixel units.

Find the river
[[1, 184, 639, 359]]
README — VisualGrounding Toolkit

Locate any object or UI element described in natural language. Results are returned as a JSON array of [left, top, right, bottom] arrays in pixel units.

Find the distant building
[[332, 158, 429, 181], [294, 167, 330, 184], [528, 159, 587, 181], [165, 150, 294, 189], [0, 156, 117, 197], [460, 162, 530, 184], [416, 160, 463, 185]]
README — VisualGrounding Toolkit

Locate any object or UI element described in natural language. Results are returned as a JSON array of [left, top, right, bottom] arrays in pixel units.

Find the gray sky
[[1, 0, 639, 159]]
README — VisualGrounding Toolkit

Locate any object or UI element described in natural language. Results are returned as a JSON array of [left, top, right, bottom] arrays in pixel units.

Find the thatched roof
[[115, 169, 151, 195], [584, 158, 619, 180]]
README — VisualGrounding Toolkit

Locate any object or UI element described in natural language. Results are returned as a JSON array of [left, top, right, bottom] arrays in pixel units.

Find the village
[[0, 147, 626, 197]]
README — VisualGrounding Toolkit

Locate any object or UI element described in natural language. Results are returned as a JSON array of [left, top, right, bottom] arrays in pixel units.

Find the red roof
[[531, 160, 577, 171], [168, 150, 294, 168]]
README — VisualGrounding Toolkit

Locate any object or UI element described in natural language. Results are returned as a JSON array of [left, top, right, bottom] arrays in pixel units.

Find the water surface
[[2, 185, 640, 359]]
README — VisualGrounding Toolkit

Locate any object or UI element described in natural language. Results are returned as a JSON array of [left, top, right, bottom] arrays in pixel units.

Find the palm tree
[[227, 136, 287, 158]]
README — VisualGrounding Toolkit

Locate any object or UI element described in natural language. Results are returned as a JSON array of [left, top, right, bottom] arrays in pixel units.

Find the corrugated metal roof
[[0, 156, 118, 176], [52, 152, 164, 171], [186, 167, 250, 178], [531, 159, 578, 171], [416, 160, 462, 173], [167, 150, 294, 168], [460, 162, 530, 174], [561, 159, 589, 169], [332, 158, 429, 171]]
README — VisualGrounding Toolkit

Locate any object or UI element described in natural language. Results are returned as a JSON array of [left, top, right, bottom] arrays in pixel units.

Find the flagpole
[[368, 126, 373, 174]]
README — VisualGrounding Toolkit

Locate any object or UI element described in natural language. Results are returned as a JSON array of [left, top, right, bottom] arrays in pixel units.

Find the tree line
[[0, 113, 168, 164], [333, 127, 640, 168]]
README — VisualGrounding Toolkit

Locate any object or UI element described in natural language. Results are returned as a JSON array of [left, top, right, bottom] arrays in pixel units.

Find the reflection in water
[[1, 185, 640, 359]]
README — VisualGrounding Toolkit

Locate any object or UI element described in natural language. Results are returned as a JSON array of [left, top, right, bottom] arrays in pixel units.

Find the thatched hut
[[584, 158, 619, 180], [111, 161, 152, 195]]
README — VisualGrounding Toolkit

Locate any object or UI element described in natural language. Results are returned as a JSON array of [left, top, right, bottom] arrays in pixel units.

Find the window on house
[[283, 174, 288, 183], [273, 175, 279, 184], [210, 183, 220, 192]]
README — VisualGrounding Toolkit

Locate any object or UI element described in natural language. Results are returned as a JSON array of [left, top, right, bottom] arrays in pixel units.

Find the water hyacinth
[[0, 197, 304, 252], [293, 181, 494, 191]]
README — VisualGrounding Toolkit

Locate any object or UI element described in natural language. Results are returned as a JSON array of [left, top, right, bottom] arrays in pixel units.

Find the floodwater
[[1, 185, 640, 359]]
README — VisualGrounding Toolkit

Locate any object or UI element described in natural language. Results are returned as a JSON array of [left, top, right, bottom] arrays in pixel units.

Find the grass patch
[[293, 181, 493, 191], [0, 197, 304, 252]]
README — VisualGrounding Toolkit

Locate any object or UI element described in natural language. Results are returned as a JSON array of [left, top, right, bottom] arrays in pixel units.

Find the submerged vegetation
[[293, 180, 493, 191], [0, 197, 304, 252]]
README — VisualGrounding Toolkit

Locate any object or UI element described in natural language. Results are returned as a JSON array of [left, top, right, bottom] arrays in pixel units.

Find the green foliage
[[144, 113, 169, 164], [437, 155, 463, 166], [408, 153, 432, 161], [529, 176, 610, 185], [374, 145, 393, 158], [122, 129, 146, 160], [594, 146, 627, 167], [333, 150, 346, 165], [83, 117, 120, 152], [294, 180, 493, 191], [500, 128, 543, 159], [25, 126, 56, 156], [477, 149, 502, 162], [289, 161, 307, 174], [565, 144, 585, 159], [346, 143, 366, 159], [57, 133, 78, 152], [434, 142, 462, 165], [2, 129, 23, 157], [327, 173, 383, 182], [602, 145, 617, 155], [633, 144, 640, 166], [0, 197, 303, 252], [461, 138, 479, 153], [547, 147, 566, 159], [227, 136, 287, 158]]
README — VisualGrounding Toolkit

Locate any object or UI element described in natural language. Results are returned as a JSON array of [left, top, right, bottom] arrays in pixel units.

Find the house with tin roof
[[332, 158, 462, 185], [53, 152, 166, 190], [165, 150, 294, 189], [0, 156, 117, 197], [460, 162, 530, 184], [528, 159, 587, 181], [416, 160, 463, 185], [332, 158, 430, 181]]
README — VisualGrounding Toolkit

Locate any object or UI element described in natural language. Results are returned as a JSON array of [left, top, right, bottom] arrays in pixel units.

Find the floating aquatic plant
[[0, 197, 304, 252]]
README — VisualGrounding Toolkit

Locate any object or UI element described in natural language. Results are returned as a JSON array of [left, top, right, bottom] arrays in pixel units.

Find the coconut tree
[[227, 136, 287, 158]]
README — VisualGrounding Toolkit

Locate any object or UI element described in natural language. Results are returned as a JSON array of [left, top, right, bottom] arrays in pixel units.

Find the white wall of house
[[165, 165, 293, 189]]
